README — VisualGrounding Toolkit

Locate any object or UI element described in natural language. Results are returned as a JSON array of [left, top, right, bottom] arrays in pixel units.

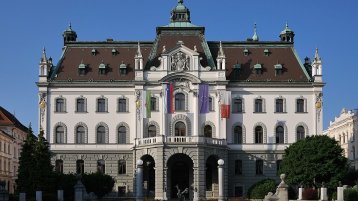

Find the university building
[[0, 106, 28, 194], [324, 109, 358, 169], [37, 1, 324, 199]]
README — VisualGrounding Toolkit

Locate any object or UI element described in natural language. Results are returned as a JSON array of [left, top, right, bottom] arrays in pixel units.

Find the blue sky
[[0, 0, 357, 133]]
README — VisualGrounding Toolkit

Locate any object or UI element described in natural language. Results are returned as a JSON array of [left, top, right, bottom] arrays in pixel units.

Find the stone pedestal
[[320, 187, 327, 201], [218, 159, 225, 201], [74, 177, 86, 201], [57, 190, 64, 201], [264, 174, 288, 201], [136, 160, 143, 201], [0, 189, 9, 201], [19, 193, 25, 201], [298, 188, 303, 200], [36, 191, 42, 201], [337, 187, 344, 201]]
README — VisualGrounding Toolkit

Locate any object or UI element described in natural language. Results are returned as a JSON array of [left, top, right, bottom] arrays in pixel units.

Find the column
[[298, 187, 303, 200], [337, 186, 344, 201], [218, 159, 224, 201], [320, 187, 327, 201], [136, 160, 143, 201], [36, 191, 42, 201]]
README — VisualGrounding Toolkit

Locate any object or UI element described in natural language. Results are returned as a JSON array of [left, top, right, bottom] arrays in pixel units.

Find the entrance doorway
[[167, 153, 193, 199], [141, 155, 155, 197]]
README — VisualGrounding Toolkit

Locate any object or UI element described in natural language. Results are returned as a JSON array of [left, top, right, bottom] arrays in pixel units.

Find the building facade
[[37, 1, 324, 199], [325, 108, 358, 169], [0, 106, 28, 194]]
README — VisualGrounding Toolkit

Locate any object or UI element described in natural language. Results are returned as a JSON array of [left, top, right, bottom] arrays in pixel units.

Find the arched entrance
[[206, 155, 219, 197], [141, 155, 155, 197], [167, 153, 194, 199]]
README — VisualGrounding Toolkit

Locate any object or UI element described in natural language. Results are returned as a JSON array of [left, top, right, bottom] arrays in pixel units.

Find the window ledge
[[232, 111, 244, 114], [54, 111, 67, 114], [117, 111, 130, 113], [295, 112, 308, 114], [96, 111, 109, 113], [75, 111, 88, 114], [274, 112, 287, 114], [253, 112, 266, 114]]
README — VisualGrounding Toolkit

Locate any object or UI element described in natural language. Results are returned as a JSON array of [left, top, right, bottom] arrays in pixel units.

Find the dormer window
[[243, 48, 249, 56], [78, 63, 87, 76], [91, 49, 97, 56], [99, 63, 107, 75], [275, 64, 283, 75], [112, 48, 117, 56], [119, 62, 127, 76], [264, 49, 270, 56], [254, 63, 262, 74]]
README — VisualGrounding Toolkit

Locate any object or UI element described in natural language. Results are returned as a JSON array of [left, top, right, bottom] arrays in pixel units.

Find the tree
[[247, 178, 276, 199], [16, 125, 37, 197], [280, 135, 348, 188]]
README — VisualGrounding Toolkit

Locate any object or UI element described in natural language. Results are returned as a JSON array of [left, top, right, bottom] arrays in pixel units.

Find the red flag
[[220, 91, 231, 118], [169, 83, 174, 113]]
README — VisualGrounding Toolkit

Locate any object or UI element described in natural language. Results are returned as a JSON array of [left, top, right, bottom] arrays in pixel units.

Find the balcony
[[135, 136, 227, 147]]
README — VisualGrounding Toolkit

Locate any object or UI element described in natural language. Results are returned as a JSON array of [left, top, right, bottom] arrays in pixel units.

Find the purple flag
[[199, 84, 209, 113]]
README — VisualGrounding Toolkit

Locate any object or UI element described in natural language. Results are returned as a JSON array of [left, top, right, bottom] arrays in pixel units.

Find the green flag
[[146, 91, 151, 118]]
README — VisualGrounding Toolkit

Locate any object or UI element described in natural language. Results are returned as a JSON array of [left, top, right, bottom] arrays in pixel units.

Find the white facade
[[325, 108, 358, 169]]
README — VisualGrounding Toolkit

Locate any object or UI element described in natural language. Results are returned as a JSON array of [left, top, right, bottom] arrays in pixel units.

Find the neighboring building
[[325, 108, 358, 169], [0, 106, 28, 194], [37, 1, 324, 199]]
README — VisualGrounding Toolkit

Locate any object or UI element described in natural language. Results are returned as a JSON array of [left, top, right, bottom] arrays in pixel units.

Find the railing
[[135, 136, 227, 146]]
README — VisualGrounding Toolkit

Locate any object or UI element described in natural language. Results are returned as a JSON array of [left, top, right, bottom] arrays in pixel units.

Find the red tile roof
[[0, 106, 28, 132]]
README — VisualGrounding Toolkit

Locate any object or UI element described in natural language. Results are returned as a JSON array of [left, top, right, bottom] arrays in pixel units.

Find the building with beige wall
[[0, 106, 28, 194], [325, 108, 358, 169]]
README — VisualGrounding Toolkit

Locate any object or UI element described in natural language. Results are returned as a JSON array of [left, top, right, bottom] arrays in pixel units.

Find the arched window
[[97, 126, 106, 144], [276, 126, 284, 144], [55, 160, 63, 173], [204, 125, 212, 138], [255, 126, 263, 144], [148, 125, 156, 137], [175, 122, 186, 136], [97, 160, 105, 174], [76, 160, 84, 175], [76, 126, 85, 144], [56, 126, 64, 144], [175, 93, 185, 111], [234, 126, 243, 144], [296, 126, 305, 141], [118, 126, 126, 144]]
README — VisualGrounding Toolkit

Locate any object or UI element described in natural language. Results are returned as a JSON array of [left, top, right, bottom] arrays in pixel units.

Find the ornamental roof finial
[[252, 23, 259, 41], [178, 0, 184, 4], [41, 47, 47, 62], [218, 41, 225, 57], [314, 48, 321, 61], [136, 42, 142, 57]]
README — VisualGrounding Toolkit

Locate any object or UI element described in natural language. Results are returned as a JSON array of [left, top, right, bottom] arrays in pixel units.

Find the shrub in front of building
[[247, 179, 276, 199]]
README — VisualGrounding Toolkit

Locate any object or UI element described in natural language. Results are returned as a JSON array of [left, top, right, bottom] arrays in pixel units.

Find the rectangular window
[[56, 99, 65, 112], [209, 97, 214, 111], [118, 99, 127, 112], [233, 98, 243, 113], [235, 160, 242, 175], [150, 97, 157, 111], [76, 99, 85, 112], [99, 68, 106, 75], [276, 160, 282, 175], [254, 99, 263, 113], [118, 160, 126, 175], [256, 160, 263, 175], [296, 99, 305, 113], [76, 160, 85, 175], [234, 185, 243, 197], [78, 68, 86, 76], [97, 99, 106, 112], [275, 99, 284, 113]]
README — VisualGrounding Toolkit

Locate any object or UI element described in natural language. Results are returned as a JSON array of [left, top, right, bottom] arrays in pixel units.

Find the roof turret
[[63, 23, 77, 45], [279, 22, 295, 42]]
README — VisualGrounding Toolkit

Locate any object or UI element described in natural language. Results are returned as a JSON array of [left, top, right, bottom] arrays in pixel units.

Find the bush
[[344, 188, 358, 201], [302, 188, 318, 200], [247, 179, 276, 199], [82, 172, 115, 198]]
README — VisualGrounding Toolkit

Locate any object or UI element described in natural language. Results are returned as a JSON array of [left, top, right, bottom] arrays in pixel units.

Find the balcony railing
[[135, 136, 227, 146]]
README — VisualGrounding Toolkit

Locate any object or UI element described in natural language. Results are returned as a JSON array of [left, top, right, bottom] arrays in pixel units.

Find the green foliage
[[247, 179, 276, 199], [82, 172, 115, 198], [16, 126, 37, 197], [55, 173, 77, 201], [280, 135, 348, 188], [16, 128, 55, 200], [342, 168, 358, 186], [344, 188, 358, 201]]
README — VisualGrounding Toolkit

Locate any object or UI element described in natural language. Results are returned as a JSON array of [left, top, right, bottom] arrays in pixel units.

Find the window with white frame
[[175, 93, 185, 111], [118, 160, 126, 174], [296, 126, 305, 141], [97, 160, 105, 174], [55, 126, 65, 144], [254, 99, 263, 113], [76, 98, 86, 112], [55, 98, 65, 112], [97, 98, 107, 112], [118, 98, 127, 112], [275, 126, 284, 144], [118, 126, 126, 144], [97, 126, 106, 144], [233, 98, 243, 113], [255, 126, 263, 144], [76, 126, 86, 144], [296, 98, 305, 113], [233, 125, 243, 144], [275, 98, 284, 113]]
